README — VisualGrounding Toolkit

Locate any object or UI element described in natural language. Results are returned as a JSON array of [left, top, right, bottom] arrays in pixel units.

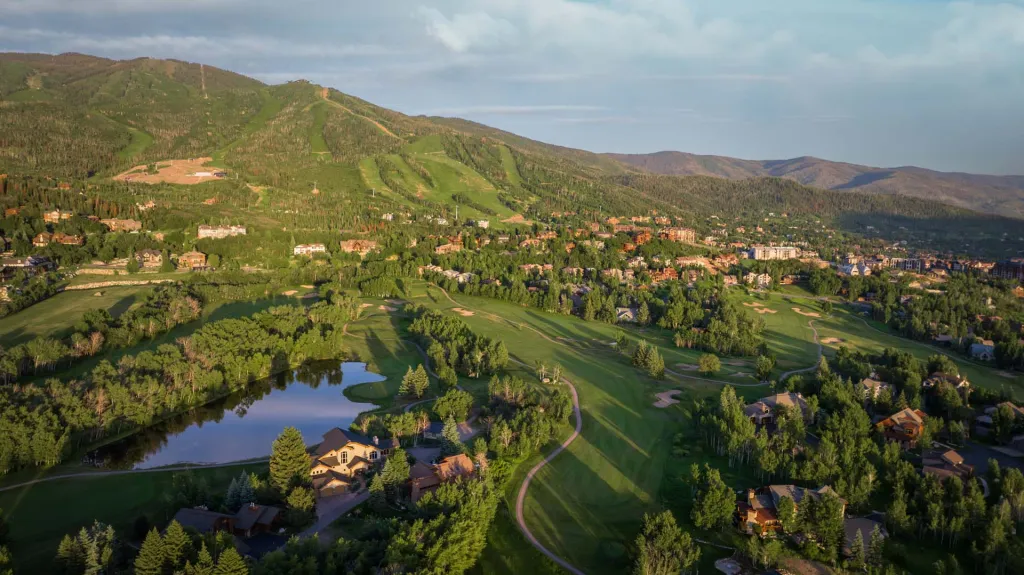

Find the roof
[[315, 427, 396, 456], [881, 408, 926, 429], [346, 456, 369, 470], [844, 517, 885, 553], [424, 422, 445, 434], [435, 454, 474, 481], [234, 504, 281, 531], [941, 450, 964, 466], [172, 508, 233, 533], [858, 378, 887, 390]]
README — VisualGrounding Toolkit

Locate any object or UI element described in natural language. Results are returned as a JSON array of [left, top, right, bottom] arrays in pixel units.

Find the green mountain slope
[[1, 52, 1022, 256]]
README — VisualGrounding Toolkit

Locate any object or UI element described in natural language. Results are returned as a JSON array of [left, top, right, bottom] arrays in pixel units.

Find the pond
[[87, 362, 386, 470]]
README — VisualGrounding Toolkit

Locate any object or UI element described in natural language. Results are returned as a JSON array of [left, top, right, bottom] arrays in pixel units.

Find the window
[[370, 450, 378, 461], [340, 451, 348, 464]]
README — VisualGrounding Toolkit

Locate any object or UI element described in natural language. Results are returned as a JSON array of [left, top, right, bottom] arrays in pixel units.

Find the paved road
[[0, 458, 270, 493], [299, 491, 369, 539]]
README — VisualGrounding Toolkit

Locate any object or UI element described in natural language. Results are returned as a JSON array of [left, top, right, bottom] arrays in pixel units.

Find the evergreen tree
[[368, 474, 386, 512], [441, 416, 464, 456], [868, 524, 885, 567], [225, 470, 255, 512], [185, 542, 215, 575], [134, 528, 165, 575], [380, 447, 411, 500], [56, 534, 84, 574], [777, 496, 798, 533], [213, 547, 248, 575], [636, 302, 651, 326], [0, 545, 12, 575], [645, 346, 665, 379], [632, 340, 652, 369], [849, 528, 866, 570], [399, 366, 415, 397], [691, 464, 734, 530], [269, 427, 309, 496], [126, 250, 140, 274], [632, 510, 700, 575], [163, 520, 191, 571]]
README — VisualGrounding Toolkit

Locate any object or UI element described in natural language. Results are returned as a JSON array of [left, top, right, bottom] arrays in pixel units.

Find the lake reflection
[[88, 362, 385, 469]]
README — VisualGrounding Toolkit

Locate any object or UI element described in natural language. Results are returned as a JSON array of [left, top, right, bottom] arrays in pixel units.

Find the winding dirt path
[[779, 320, 822, 380]]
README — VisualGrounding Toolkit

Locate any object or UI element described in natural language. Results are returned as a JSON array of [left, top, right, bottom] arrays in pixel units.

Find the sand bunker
[[998, 371, 1018, 379], [742, 302, 765, 308], [821, 337, 845, 345], [115, 158, 228, 185], [301, 285, 315, 289], [792, 307, 821, 318], [359, 303, 373, 309], [281, 290, 298, 296], [751, 307, 778, 314], [378, 305, 397, 311], [675, 364, 700, 371], [653, 390, 682, 408], [452, 308, 475, 317]]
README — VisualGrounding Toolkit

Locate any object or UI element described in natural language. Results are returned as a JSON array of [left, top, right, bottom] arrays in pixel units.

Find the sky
[[2, 0, 1023, 175]]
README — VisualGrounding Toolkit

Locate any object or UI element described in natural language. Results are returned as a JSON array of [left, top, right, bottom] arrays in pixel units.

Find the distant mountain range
[[604, 152, 1024, 219]]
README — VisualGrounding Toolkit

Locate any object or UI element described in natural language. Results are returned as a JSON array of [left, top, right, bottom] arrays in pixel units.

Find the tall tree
[[213, 547, 248, 575], [691, 464, 735, 531], [441, 416, 464, 456], [269, 427, 309, 495], [632, 510, 700, 575], [163, 520, 191, 571], [134, 529, 165, 575]]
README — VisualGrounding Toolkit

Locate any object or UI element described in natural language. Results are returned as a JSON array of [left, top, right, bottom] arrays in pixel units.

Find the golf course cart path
[[514, 372, 586, 575], [779, 320, 822, 380], [0, 458, 269, 493]]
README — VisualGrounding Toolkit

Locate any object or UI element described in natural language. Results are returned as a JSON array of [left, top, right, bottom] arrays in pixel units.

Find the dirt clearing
[[821, 337, 845, 345], [378, 305, 397, 312], [452, 308, 475, 317], [281, 290, 298, 296], [502, 214, 533, 225], [114, 158, 229, 185], [792, 307, 821, 318], [653, 390, 682, 408]]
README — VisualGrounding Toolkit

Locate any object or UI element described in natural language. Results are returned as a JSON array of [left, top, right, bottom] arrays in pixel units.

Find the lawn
[[0, 286, 154, 347], [498, 144, 523, 187], [0, 462, 265, 573], [117, 126, 154, 160], [309, 101, 330, 156]]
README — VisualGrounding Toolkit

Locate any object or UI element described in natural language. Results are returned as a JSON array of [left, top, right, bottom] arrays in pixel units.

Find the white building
[[750, 246, 799, 261], [476, 220, 490, 229], [294, 243, 327, 256], [198, 225, 247, 239]]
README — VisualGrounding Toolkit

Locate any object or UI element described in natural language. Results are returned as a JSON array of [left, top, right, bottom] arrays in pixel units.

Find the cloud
[[418, 7, 517, 52], [0, 0, 240, 13], [0, 27, 394, 60], [422, 104, 608, 116]]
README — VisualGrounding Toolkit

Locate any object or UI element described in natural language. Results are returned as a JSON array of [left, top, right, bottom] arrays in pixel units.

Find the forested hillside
[[1, 52, 1022, 257], [607, 151, 1024, 218]]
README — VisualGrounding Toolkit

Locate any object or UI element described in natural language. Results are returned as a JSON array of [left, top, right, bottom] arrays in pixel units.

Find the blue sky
[[2, 0, 1023, 174]]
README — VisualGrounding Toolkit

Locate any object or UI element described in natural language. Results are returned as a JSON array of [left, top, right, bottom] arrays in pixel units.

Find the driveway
[[408, 446, 441, 463], [300, 491, 369, 538], [947, 440, 1024, 476]]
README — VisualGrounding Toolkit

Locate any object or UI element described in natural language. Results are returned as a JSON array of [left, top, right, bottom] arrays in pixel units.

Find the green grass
[[414, 154, 515, 219], [0, 463, 265, 573], [210, 88, 282, 167], [310, 101, 330, 156], [499, 144, 523, 187], [117, 126, 154, 160], [0, 286, 154, 347], [404, 134, 444, 154]]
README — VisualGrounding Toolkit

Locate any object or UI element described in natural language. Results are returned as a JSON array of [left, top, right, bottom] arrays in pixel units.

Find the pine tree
[[380, 448, 411, 500], [225, 471, 254, 512], [368, 474, 386, 511], [134, 529, 165, 575], [441, 416, 464, 456], [213, 547, 248, 575], [163, 520, 191, 571], [636, 302, 650, 326], [867, 524, 885, 566], [645, 346, 665, 379], [185, 542, 216, 575], [850, 528, 866, 569], [0, 545, 12, 575], [269, 427, 309, 496], [413, 365, 430, 397], [56, 534, 84, 574], [399, 366, 415, 397]]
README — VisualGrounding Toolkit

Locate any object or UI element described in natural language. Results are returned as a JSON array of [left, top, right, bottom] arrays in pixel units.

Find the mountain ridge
[[604, 151, 1024, 218]]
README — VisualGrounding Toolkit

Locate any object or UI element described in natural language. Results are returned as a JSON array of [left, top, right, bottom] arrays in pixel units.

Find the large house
[[858, 377, 890, 400], [409, 454, 476, 502], [197, 225, 247, 239], [744, 392, 809, 426], [293, 243, 327, 257], [32, 232, 51, 247], [923, 372, 970, 391], [100, 218, 143, 232], [310, 428, 397, 497], [340, 239, 378, 257], [877, 408, 928, 449], [737, 484, 845, 534], [177, 251, 208, 269], [172, 502, 283, 539], [922, 449, 974, 482], [749, 246, 799, 261], [660, 227, 697, 243], [136, 249, 163, 267]]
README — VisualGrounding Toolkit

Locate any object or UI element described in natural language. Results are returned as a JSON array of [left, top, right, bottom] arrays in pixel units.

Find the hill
[[1, 52, 1023, 258], [605, 151, 1024, 218]]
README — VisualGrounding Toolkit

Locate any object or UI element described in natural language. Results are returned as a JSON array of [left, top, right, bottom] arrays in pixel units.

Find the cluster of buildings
[[293, 243, 327, 257]]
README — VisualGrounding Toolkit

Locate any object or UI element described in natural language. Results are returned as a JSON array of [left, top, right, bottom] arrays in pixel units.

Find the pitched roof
[[172, 508, 233, 533], [941, 450, 964, 466], [435, 454, 475, 481], [882, 408, 926, 429], [234, 504, 281, 531], [315, 427, 395, 456]]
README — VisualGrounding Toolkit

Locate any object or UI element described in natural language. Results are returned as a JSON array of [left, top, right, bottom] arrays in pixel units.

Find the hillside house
[[435, 243, 461, 255], [970, 341, 995, 361], [52, 232, 84, 246], [744, 393, 810, 426], [923, 372, 971, 391], [100, 218, 143, 232], [310, 428, 397, 497], [922, 449, 974, 482], [616, 307, 638, 323], [650, 267, 680, 284], [877, 408, 928, 449], [475, 220, 490, 229], [660, 228, 697, 243], [293, 243, 327, 257], [744, 272, 772, 287], [178, 251, 208, 269], [137, 249, 163, 267], [32, 233, 51, 247], [738, 485, 845, 534], [172, 503, 283, 539], [410, 454, 476, 502], [198, 225, 247, 239], [340, 240, 379, 257], [858, 377, 890, 400], [43, 209, 73, 223]]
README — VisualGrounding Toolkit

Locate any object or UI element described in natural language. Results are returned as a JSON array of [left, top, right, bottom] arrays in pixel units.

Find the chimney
[[373, 436, 379, 445]]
